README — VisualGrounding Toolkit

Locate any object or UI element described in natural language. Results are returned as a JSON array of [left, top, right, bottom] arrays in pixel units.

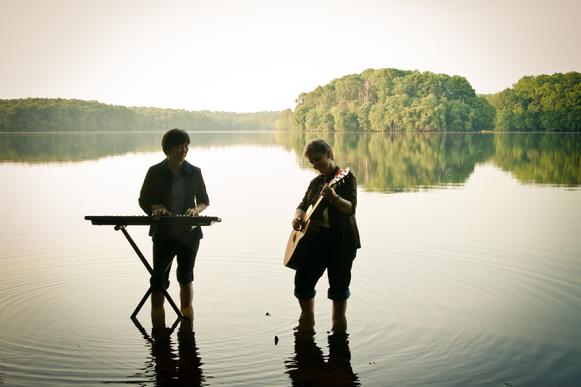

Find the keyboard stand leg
[[116, 225, 186, 320], [161, 286, 185, 319], [131, 287, 152, 319], [130, 286, 185, 321]]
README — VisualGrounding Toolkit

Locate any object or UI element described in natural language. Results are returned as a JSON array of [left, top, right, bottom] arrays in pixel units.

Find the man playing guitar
[[290, 139, 361, 333]]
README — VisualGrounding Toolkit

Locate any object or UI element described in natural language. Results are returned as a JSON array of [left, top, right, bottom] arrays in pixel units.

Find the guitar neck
[[302, 167, 350, 222], [304, 195, 325, 222]]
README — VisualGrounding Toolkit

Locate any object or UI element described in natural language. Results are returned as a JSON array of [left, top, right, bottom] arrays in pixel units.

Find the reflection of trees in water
[[2, 131, 580, 189], [493, 133, 581, 186], [342, 133, 495, 192], [285, 330, 360, 387], [276, 131, 496, 192], [0, 132, 278, 163], [0, 132, 161, 163]]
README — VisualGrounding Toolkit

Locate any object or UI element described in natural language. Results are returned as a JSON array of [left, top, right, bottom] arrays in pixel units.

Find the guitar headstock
[[329, 167, 351, 187]]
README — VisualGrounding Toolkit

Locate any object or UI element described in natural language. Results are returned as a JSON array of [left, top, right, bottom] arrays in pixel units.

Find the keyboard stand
[[116, 225, 185, 320], [85, 215, 221, 321]]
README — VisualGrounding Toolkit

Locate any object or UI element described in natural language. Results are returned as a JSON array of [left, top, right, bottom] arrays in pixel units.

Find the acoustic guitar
[[283, 168, 351, 269]]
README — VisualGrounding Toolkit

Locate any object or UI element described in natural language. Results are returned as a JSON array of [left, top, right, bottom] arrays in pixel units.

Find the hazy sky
[[1, 0, 579, 112]]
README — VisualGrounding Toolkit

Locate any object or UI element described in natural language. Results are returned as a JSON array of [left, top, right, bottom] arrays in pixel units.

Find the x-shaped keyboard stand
[[85, 215, 221, 320]]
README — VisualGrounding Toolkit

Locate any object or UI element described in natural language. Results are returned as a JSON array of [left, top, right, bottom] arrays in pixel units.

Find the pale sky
[[0, 0, 579, 112]]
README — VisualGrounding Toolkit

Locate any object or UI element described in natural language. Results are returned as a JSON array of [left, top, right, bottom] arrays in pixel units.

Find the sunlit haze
[[1, 0, 579, 112]]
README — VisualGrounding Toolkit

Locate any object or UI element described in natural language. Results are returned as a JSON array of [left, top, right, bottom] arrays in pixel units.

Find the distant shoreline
[[0, 129, 278, 134], [0, 98, 280, 132], [2, 68, 580, 133], [3, 129, 581, 135]]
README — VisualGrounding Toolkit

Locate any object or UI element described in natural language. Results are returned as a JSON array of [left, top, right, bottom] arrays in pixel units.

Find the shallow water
[[0, 132, 580, 386]]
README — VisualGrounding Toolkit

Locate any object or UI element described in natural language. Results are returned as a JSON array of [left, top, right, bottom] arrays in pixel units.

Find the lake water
[[0, 131, 580, 386]]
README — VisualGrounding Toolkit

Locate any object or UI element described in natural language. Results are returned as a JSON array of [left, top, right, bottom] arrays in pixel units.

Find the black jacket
[[298, 167, 361, 252], [139, 159, 209, 239]]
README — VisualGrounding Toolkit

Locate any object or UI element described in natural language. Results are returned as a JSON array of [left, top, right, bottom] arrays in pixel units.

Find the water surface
[[1, 132, 580, 386]]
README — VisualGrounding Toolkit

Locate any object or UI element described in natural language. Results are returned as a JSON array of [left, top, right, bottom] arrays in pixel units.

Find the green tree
[[0, 98, 281, 132], [490, 72, 581, 131], [285, 68, 495, 132]]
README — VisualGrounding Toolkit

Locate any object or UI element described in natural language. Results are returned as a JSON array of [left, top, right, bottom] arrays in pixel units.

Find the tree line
[[486, 72, 580, 131], [275, 69, 580, 132], [1, 70, 578, 132], [0, 98, 279, 132], [275, 68, 496, 132]]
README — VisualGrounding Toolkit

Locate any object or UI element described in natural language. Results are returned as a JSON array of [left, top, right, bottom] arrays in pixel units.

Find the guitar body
[[283, 168, 351, 270], [283, 215, 314, 270]]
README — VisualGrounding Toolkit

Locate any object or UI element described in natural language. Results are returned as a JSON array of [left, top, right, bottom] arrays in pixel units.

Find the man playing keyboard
[[139, 128, 210, 321]]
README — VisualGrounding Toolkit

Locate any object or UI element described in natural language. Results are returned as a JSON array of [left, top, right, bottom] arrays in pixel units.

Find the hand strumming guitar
[[292, 209, 306, 230]]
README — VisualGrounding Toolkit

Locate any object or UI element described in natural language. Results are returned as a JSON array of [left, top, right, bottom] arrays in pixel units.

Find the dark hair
[[161, 128, 190, 155], [303, 138, 334, 159]]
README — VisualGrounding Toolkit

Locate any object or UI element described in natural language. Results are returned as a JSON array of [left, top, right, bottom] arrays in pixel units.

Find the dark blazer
[[139, 159, 209, 239], [298, 167, 361, 253]]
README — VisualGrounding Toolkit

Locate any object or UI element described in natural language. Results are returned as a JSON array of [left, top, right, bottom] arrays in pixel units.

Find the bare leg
[[332, 300, 347, 333], [299, 298, 314, 318], [180, 282, 194, 319], [297, 298, 315, 334], [151, 290, 165, 308]]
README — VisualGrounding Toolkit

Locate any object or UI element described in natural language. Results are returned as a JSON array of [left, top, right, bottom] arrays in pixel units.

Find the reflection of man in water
[[285, 317, 360, 387], [144, 317, 208, 386]]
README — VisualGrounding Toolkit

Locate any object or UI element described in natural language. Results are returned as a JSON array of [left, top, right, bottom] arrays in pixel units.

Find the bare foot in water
[[295, 313, 315, 335], [181, 305, 194, 320]]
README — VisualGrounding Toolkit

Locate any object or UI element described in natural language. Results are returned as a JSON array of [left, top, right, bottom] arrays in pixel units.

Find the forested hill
[[275, 68, 496, 132], [2, 71, 578, 133], [487, 72, 580, 131], [0, 98, 279, 132]]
